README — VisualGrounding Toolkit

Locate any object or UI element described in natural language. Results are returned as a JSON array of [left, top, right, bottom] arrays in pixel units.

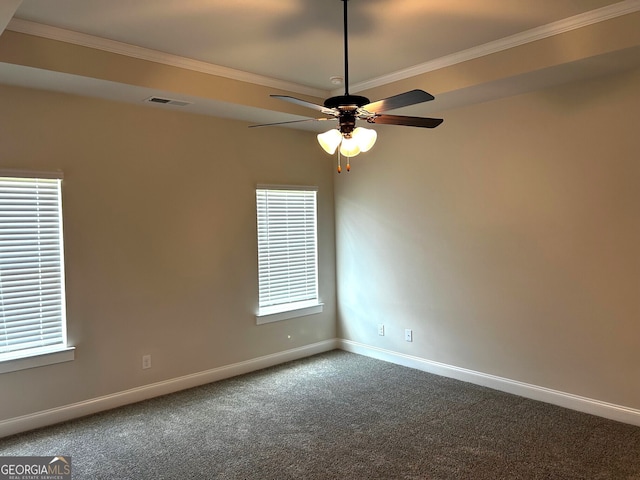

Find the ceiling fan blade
[[271, 95, 338, 116], [249, 118, 335, 128], [361, 90, 435, 114], [368, 114, 443, 128]]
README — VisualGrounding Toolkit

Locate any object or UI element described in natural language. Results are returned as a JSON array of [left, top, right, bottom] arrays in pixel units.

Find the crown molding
[[6, 18, 328, 99], [8, 0, 640, 99], [340, 0, 640, 95]]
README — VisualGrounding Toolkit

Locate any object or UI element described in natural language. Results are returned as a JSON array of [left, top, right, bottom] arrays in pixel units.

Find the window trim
[[0, 169, 73, 374], [0, 346, 75, 374], [255, 185, 322, 324], [256, 300, 324, 325]]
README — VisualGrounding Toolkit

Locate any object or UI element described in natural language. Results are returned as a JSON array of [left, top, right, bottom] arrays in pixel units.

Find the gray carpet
[[1, 350, 639, 479]]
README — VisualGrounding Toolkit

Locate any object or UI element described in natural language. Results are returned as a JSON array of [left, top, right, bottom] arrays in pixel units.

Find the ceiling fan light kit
[[317, 129, 343, 154], [351, 126, 377, 153], [251, 0, 443, 173], [318, 126, 377, 156]]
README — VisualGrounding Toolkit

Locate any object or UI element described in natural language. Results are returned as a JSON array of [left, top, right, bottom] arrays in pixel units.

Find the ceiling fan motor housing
[[324, 94, 370, 109], [325, 95, 370, 135], [338, 112, 357, 135]]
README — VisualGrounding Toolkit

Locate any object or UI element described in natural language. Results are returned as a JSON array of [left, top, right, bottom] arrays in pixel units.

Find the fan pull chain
[[336, 145, 352, 173]]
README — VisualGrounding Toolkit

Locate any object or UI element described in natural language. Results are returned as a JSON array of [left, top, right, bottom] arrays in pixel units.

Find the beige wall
[[0, 85, 336, 421], [1, 65, 638, 424], [336, 67, 640, 409]]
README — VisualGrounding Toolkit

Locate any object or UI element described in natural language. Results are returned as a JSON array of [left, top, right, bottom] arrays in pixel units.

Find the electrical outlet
[[405, 329, 413, 342], [142, 354, 152, 369], [378, 324, 385, 336]]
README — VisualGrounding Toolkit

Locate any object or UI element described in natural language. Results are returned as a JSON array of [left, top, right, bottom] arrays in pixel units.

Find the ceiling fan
[[251, 0, 443, 172]]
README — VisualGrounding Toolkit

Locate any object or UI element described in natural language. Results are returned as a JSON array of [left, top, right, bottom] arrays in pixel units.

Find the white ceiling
[[1, 0, 640, 129]]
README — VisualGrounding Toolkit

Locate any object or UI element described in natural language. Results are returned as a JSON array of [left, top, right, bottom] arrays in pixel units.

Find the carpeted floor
[[1, 350, 639, 479]]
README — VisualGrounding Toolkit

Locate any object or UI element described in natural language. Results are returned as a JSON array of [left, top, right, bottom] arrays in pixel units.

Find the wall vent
[[144, 96, 192, 107]]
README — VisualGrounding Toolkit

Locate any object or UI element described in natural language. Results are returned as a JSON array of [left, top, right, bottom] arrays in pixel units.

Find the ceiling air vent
[[144, 96, 192, 107]]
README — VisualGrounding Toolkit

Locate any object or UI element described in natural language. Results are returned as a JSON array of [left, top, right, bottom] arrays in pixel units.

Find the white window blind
[[256, 187, 318, 314], [0, 175, 67, 360]]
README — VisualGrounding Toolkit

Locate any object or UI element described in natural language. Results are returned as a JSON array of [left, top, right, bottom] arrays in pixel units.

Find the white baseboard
[[0, 339, 339, 439], [338, 339, 640, 427], [4, 338, 638, 439]]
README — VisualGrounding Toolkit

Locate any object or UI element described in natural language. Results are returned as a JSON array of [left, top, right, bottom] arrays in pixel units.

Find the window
[[256, 186, 322, 324], [0, 172, 73, 373]]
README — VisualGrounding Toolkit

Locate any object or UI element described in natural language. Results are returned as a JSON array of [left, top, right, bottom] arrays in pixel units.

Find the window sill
[[0, 346, 76, 374], [257, 302, 324, 325]]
